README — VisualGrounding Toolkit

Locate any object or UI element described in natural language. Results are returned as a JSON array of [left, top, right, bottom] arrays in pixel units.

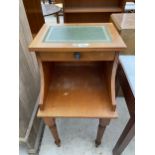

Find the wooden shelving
[[63, 0, 125, 23], [37, 62, 118, 118], [64, 7, 122, 13]]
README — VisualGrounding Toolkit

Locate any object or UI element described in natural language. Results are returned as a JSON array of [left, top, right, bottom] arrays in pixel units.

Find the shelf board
[[37, 64, 117, 118], [64, 7, 122, 13]]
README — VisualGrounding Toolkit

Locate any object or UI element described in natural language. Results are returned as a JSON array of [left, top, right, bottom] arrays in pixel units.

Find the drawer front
[[38, 52, 115, 61]]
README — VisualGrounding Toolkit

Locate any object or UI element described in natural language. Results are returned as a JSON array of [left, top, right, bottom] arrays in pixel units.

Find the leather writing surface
[[43, 26, 112, 43]]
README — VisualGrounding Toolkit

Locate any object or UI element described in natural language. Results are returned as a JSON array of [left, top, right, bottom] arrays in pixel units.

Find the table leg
[[113, 118, 135, 155], [95, 118, 110, 147], [113, 63, 135, 154], [56, 12, 60, 23], [48, 0, 52, 4], [43, 117, 61, 146]]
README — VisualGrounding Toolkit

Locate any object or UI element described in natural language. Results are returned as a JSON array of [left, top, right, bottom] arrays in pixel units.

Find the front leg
[[43, 117, 61, 146], [95, 118, 110, 147]]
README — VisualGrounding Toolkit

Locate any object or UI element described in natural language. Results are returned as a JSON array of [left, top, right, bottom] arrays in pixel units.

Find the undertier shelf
[[38, 63, 117, 118]]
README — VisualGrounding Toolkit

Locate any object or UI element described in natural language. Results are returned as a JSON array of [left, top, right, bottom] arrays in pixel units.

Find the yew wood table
[[29, 23, 126, 147]]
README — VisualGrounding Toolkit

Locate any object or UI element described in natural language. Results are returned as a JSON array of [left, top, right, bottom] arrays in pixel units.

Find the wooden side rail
[[103, 53, 119, 111], [37, 56, 53, 110]]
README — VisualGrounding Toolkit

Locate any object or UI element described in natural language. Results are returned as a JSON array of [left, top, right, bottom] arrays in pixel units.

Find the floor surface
[[19, 98, 135, 155], [39, 98, 135, 155]]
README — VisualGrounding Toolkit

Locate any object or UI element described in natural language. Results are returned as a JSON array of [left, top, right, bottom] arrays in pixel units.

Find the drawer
[[38, 51, 115, 61]]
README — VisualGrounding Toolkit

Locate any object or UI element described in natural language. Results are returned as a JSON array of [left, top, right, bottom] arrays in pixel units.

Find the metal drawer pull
[[74, 52, 81, 60]]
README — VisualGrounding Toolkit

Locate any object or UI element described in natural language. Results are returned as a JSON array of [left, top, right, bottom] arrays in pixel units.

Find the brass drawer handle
[[74, 52, 81, 60]]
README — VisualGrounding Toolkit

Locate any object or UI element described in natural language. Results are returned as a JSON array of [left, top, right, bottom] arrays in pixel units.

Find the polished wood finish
[[63, 0, 125, 23], [38, 51, 115, 61], [29, 23, 126, 146], [64, 7, 122, 13], [113, 62, 135, 155], [64, 13, 112, 23], [111, 13, 135, 55], [37, 57, 53, 110], [103, 53, 119, 110], [43, 118, 61, 146], [37, 62, 118, 118], [29, 23, 126, 52], [55, 0, 63, 3], [95, 119, 110, 147], [23, 0, 44, 35], [113, 118, 135, 155]]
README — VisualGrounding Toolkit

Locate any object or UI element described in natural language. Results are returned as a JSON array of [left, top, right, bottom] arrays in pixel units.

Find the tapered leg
[[113, 63, 135, 155], [113, 118, 135, 155], [43, 117, 61, 146], [95, 119, 110, 147]]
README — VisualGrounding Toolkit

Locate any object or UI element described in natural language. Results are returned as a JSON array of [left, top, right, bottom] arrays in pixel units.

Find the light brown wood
[[102, 53, 119, 110], [29, 23, 126, 52], [38, 51, 115, 61], [111, 13, 135, 55], [37, 57, 53, 110], [37, 63, 118, 118], [28, 22, 126, 146]]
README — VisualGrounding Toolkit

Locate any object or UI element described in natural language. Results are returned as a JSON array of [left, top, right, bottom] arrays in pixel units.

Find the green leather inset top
[[43, 26, 111, 43]]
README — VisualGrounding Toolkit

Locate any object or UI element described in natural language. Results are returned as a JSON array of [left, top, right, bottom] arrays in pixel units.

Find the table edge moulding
[[29, 23, 126, 52]]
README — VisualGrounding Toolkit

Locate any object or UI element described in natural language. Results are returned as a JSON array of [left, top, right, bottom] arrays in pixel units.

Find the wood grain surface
[[29, 23, 126, 52], [37, 62, 118, 118]]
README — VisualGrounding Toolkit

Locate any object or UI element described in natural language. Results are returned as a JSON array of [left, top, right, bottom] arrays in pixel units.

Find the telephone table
[[29, 23, 126, 147]]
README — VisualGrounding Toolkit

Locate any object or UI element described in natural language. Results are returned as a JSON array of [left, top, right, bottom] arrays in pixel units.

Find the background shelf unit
[[63, 0, 125, 23], [64, 7, 123, 13]]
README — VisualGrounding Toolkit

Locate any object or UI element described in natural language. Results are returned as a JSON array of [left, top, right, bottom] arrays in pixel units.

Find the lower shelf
[[64, 7, 122, 13], [37, 63, 117, 118]]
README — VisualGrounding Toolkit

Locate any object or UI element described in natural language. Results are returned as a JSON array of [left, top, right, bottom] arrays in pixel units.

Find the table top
[[41, 4, 61, 16], [29, 23, 126, 52], [111, 13, 135, 31], [119, 56, 135, 96]]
